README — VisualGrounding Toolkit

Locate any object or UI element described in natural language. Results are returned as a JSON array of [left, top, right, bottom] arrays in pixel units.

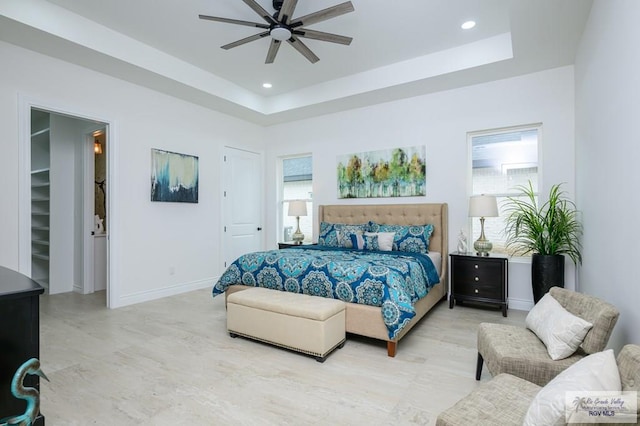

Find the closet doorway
[[20, 105, 111, 305]]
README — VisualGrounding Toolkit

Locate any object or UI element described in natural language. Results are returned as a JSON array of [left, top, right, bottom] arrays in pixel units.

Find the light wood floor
[[38, 289, 527, 425]]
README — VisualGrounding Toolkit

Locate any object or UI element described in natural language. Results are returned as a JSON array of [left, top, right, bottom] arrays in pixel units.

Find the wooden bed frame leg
[[387, 341, 397, 357]]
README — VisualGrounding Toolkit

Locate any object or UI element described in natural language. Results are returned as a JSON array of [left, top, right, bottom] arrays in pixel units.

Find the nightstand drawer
[[455, 282, 501, 299], [454, 259, 504, 285]]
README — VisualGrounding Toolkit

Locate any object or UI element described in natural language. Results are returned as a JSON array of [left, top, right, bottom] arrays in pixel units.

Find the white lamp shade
[[288, 200, 307, 217], [469, 195, 499, 217]]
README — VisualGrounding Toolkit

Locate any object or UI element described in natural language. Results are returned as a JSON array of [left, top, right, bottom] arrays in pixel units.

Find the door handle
[[257, 227, 262, 231]]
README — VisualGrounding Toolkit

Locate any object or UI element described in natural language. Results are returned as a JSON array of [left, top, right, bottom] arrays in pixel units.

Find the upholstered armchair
[[437, 344, 640, 426], [476, 287, 619, 386]]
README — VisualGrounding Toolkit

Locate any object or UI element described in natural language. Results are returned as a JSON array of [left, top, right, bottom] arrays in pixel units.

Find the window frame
[[467, 123, 543, 258], [278, 154, 313, 244]]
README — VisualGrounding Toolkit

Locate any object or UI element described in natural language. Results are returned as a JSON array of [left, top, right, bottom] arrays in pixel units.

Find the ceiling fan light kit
[[270, 25, 292, 41], [199, 0, 355, 64]]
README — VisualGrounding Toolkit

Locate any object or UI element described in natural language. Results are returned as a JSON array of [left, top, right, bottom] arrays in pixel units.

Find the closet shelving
[[30, 111, 50, 290]]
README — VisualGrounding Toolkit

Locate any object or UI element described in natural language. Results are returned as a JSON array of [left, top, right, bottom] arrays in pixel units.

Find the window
[[469, 126, 540, 254], [281, 155, 313, 243]]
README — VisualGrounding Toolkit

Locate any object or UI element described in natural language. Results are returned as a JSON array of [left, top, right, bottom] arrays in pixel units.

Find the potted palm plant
[[503, 181, 582, 303]]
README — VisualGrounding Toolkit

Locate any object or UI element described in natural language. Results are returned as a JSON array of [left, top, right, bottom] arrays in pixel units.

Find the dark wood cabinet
[[278, 242, 316, 249], [449, 253, 508, 317], [0, 266, 45, 425]]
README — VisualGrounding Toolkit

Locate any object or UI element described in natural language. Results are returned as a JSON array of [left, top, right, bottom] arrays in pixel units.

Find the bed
[[214, 203, 448, 357]]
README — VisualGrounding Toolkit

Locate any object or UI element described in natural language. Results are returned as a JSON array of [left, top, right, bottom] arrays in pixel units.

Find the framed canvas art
[[337, 146, 426, 198], [151, 148, 199, 203]]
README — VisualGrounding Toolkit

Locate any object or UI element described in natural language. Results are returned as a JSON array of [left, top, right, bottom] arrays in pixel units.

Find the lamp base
[[292, 216, 304, 243], [474, 239, 493, 256]]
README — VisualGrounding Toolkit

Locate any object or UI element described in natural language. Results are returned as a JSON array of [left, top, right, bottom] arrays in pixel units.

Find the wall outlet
[[169, 266, 175, 275]]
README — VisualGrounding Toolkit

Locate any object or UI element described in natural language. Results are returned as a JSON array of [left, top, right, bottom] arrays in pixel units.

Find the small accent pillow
[[336, 224, 368, 248], [350, 233, 363, 250], [368, 222, 434, 253], [362, 234, 379, 251], [526, 293, 593, 360], [350, 233, 379, 251], [523, 349, 621, 426], [364, 232, 394, 251]]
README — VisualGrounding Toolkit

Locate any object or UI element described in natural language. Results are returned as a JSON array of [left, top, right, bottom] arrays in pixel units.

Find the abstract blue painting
[[151, 149, 199, 203]]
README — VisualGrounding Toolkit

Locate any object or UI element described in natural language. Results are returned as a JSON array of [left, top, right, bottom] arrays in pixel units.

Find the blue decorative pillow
[[318, 222, 368, 248], [362, 234, 380, 251], [350, 233, 379, 251], [368, 222, 435, 253], [318, 222, 340, 247]]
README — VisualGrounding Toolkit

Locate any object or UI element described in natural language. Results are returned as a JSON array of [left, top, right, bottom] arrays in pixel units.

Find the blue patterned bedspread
[[213, 246, 440, 339]]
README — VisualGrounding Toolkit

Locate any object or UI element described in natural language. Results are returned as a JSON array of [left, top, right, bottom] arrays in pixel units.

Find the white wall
[[0, 35, 589, 314], [0, 40, 264, 307], [575, 0, 640, 350], [265, 66, 577, 309]]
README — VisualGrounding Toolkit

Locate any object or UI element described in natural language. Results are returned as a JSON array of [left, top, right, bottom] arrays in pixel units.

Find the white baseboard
[[508, 297, 534, 312], [115, 277, 218, 308]]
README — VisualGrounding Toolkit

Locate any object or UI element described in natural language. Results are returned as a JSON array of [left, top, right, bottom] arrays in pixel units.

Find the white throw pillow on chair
[[523, 349, 621, 426], [526, 292, 593, 360]]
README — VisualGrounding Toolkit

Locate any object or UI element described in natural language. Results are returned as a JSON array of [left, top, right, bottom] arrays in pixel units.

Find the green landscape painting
[[337, 146, 426, 199]]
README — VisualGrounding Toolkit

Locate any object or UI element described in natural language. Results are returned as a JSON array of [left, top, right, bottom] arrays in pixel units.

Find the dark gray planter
[[531, 254, 564, 303]]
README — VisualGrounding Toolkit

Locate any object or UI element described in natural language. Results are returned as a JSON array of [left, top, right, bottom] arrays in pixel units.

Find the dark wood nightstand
[[449, 253, 509, 317], [278, 242, 316, 249], [0, 266, 45, 425]]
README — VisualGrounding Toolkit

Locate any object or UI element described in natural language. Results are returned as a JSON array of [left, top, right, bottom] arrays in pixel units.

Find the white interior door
[[223, 147, 263, 268], [81, 130, 95, 294], [82, 126, 108, 294]]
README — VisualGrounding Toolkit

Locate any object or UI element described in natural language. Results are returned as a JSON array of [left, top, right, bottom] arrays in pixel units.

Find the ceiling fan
[[198, 0, 355, 64]]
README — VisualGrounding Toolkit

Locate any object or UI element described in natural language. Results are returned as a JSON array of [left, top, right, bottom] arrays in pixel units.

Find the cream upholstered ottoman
[[226, 287, 346, 362]]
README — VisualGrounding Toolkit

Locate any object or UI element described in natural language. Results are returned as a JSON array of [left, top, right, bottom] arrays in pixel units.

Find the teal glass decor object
[[0, 358, 49, 426]]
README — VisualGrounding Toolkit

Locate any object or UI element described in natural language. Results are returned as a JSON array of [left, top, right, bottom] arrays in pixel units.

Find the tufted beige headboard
[[317, 203, 448, 282]]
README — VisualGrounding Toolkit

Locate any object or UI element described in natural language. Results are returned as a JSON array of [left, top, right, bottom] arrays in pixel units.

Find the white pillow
[[364, 232, 395, 251], [523, 349, 621, 426], [526, 293, 593, 360]]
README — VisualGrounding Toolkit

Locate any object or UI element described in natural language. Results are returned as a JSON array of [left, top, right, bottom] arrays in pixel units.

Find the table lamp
[[469, 194, 498, 256], [288, 200, 307, 244]]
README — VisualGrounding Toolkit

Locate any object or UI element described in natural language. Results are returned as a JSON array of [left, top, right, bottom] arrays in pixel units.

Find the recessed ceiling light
[[262, 83, 273, 89], [461, 20, 476, 30]]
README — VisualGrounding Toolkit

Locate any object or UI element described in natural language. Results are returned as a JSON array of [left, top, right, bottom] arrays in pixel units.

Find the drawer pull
[[474, 289, 479, 293], [474, 277, 479, 281], [474, 264, 479, 269]]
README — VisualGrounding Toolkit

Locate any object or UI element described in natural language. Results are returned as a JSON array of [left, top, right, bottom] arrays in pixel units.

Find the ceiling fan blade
[[287, 36, 319, 63], [265, 39, 282, 64], [278, 0, 299, 24], [241, 0, 278, 25], [198, 14, 270, 29], [221, 31, 270, 50], [294, 28, 352, 45], [290, 1, 354, 28]]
